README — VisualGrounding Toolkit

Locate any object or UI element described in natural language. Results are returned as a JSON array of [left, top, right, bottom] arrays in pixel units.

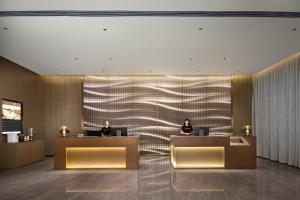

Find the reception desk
[[170, 136, 256, 169], [54, 136, 139, 170]]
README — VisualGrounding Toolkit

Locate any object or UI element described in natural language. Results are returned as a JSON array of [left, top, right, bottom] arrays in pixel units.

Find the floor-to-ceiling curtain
[[253, 52, 300, 167]]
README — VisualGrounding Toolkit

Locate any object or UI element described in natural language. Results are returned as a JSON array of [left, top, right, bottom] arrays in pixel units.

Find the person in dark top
[[180, 119, 193, 135], [101, 120, 112, 136]]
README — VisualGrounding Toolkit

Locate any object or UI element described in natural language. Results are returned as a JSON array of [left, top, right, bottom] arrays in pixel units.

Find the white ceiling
[[0, 0, 300, 75]]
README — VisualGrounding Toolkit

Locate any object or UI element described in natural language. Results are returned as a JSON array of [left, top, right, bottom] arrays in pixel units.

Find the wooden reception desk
[[170, 136, 256, 169], [54, 136, 139, 170]]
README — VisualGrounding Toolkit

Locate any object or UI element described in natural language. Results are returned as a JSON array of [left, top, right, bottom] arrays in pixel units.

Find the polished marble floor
[[0, 156, 300, 200]]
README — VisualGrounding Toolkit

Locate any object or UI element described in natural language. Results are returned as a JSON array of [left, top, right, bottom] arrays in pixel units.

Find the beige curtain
[[253, 52, 300, 167]]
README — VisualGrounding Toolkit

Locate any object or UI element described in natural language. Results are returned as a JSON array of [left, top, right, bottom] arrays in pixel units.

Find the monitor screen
[[112, 127, 127, 136], [86, 130, 102, 136], [2, 99, 22, 134], [199, 127, 209, 136], [116, 130, 122, 136]]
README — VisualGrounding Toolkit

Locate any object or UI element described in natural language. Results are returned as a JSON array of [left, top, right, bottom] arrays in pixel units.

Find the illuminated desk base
[[170, 136, 256, 169], [54, 137, 139, 169], [171, 146, 225, 168], [66, 147, 126, 169]]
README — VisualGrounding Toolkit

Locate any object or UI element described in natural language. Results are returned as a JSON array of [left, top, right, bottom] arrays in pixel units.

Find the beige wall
[[0, 57, 44, 142], [232, 75, 253, 135], [43, 76, 82, 155]]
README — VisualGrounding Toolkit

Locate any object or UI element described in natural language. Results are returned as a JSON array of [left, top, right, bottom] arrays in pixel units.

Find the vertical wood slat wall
[[83, 76, 232, 155], [232, 75, 253, 135], [43, 76, 82, 155]]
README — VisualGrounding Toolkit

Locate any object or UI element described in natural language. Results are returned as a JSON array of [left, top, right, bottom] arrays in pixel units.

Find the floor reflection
[[138, 156, 171, 199], [138, 156, 227, 200], [1, 156, 300, 200], [64, 171, 138, 193], [60, 156, 300, 200]]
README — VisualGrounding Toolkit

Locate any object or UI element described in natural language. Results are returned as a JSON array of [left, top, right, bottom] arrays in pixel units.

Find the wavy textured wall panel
[[83, 76, 232, 155]]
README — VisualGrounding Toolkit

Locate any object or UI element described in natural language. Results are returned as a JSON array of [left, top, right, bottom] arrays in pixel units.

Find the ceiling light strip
[[0, 10, 300, 18]]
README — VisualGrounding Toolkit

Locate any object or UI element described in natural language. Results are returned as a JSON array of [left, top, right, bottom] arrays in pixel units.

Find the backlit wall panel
[[83, 76, 232, 155]]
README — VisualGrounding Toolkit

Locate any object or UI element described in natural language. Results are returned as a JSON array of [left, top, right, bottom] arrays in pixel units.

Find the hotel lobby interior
[[0, 1, 300, 200]]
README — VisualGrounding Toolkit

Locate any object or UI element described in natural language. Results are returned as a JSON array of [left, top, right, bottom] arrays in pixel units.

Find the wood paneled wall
[[232, 75, 253, 135], [0, 57, 44, 143], [43, 76, 82, 155]]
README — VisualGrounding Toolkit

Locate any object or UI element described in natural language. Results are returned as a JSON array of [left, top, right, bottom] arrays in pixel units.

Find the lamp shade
[[242, 125, 252, 136], [59, 126, 70, 137]]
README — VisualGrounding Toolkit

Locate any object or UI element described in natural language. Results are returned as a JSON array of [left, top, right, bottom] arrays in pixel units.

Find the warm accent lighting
[[171, 145, 225, 168], [59, 126, 70, 137], [242, 125, 252, 136], [66, 147, 126, 169]]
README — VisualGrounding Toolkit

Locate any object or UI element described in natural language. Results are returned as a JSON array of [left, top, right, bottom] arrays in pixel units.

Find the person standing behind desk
[[101, 120, 112, 136], [180, 119, 193, 136]]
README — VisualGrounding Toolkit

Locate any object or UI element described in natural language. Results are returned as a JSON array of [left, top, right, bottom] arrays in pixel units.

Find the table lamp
[[60, 126, 70, 137], [242, 125, 252, 136]]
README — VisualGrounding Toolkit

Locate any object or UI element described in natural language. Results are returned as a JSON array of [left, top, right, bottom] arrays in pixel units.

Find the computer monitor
[[192, 127, 209, 136], [86, 130, 102, 136], [112, 127, 128, 136], [199, 127, 209, 136]]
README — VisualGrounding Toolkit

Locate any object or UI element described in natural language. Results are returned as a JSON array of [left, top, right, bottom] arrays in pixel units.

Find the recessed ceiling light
[[74, 57, 78, 60], [190, 58, 193, 61], [292, 26, 297, 31], [198, 27, 204, 31], [103, 28, 107, 31], [223, 57, 227, 61], [3, 26, 8, 30]]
